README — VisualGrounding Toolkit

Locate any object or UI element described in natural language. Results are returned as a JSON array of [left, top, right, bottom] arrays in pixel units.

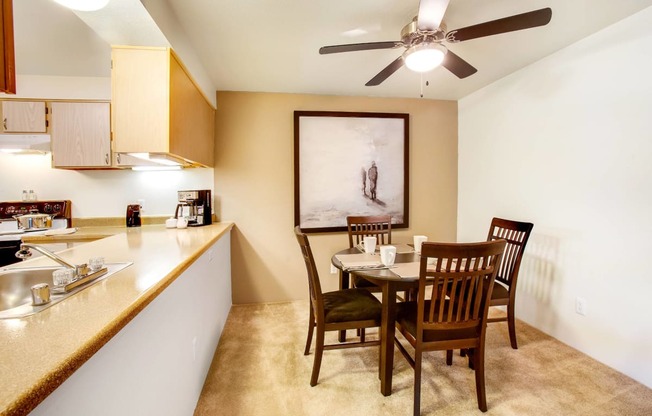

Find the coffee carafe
[[176, 190, 212, 227], [174, 202, 191, 220]]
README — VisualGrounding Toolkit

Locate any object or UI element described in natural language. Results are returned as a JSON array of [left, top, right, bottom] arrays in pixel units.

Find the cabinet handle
[[117, 154, 121, 164], [3, 118, 6, 130], [105, 153, 109, 165]]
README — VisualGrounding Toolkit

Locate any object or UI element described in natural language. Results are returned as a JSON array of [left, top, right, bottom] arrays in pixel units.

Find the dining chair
[[486, 217, 534, 349], [347, 214, 392, 247], [295, 226, 382, 386], [394, 240, 506, 415], [346, 215, 391, 292]]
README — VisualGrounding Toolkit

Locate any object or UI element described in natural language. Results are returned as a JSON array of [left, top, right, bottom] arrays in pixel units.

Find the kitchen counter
[[0, 222, 234, 416], [20, 226, 123, 243]]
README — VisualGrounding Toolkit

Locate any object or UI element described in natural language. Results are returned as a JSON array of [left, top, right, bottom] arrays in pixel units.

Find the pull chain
[[420, 73, 423, 98], [419, 75, 430, 98]]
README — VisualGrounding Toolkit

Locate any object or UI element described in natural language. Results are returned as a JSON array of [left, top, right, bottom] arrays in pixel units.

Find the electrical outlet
[[330, 264, 338, 274], [576, 297, 587, 316]]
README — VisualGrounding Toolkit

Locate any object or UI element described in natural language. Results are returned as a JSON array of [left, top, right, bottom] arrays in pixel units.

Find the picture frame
[[294, 111, 409, 233]]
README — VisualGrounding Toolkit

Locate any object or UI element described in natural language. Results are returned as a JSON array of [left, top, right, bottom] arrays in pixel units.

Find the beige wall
[[214, 91, 458, 304]]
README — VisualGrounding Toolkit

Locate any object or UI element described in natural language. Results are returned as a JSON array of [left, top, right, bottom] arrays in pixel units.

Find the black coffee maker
[[176, 190, 212, 226]]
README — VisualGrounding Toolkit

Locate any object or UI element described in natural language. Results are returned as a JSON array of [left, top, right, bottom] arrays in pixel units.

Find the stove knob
[[43, 204, 52, 213], [53, 204, 62, 213]]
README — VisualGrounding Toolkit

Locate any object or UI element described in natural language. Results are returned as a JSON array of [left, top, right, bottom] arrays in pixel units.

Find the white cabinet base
[[30, 232, 232, 416]]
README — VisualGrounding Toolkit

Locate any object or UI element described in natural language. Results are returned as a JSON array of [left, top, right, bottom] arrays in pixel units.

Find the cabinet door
[[0, 0, 16, 94], [111, 46, 169, 153], [169, 53, 215, 167], [51, 102, 111, 168], [1, 101, 47, 132]]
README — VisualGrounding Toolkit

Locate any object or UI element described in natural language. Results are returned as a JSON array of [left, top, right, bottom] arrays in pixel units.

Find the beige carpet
[[194, 301, 652, 415]]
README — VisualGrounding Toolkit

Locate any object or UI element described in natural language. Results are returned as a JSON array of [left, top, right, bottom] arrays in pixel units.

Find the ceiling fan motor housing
[[400, 19, 447, 47]]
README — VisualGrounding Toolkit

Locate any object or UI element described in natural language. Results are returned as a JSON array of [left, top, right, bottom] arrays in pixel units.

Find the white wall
[[0, 153, 213, 218], [458, 7, 652, 387], [140, 0, 217, 107], [0, 75, 213, 218], [2, 75, 111, 99]]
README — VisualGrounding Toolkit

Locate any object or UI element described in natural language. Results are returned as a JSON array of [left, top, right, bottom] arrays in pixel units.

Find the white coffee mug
[[363, 236, 377, 254], [413, 235, 428, 254], [380, 245, 397, 267], [176, 217, 189, 229]]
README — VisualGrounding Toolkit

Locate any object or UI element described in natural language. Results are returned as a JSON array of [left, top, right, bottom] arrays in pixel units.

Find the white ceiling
[[161, 0, 652, 100], [12, 0, 652, 100], [13, 0, 111, 77]]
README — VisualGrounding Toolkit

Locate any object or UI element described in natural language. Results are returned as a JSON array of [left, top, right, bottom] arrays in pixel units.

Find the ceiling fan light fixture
[[403, 43, 447, 73], [53, 0, 110, 12]]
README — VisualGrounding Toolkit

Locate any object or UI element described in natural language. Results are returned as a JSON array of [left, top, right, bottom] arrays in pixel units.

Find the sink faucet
[[16, 243, 89, 278]]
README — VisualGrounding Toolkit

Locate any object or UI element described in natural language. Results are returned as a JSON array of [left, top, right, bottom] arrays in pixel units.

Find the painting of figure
[[294, 111, 409, 232]]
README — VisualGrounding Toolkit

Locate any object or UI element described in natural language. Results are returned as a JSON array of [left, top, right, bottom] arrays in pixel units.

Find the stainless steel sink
[[0, 262, 132, 319]]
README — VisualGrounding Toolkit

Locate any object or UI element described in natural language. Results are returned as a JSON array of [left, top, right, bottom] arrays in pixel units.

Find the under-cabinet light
[[127, 153, 183, 166], [131, 166, 183, 171]]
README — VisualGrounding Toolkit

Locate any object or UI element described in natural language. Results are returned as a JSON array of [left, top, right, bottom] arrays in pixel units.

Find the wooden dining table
[[331, 247, 420, 396]]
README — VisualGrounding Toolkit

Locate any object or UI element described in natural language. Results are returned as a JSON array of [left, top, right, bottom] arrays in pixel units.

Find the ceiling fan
[[319, 0, 552, 86]]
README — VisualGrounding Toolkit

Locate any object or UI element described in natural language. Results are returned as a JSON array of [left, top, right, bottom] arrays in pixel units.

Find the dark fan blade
[[366, 56, 405, 86], [446, 8, 552, 43], [441, 50, 477, 79], [319, 41, 403, 55], [417, 0, 450, 31]]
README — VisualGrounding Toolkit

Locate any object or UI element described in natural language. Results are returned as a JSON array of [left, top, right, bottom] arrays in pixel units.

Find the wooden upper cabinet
[[0, 0, 16, 94], [1, 100, 47, 132], [50, 101, 111, 169], [111, 46, 215, 167]]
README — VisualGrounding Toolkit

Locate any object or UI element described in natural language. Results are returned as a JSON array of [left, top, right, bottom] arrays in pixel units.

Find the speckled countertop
[[0, 222, 234, 416]]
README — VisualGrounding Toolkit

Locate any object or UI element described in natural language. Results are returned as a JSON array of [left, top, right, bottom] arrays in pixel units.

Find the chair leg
[[467, 348, 475, 370], [507, 302, 518, 349], [474, 345, 488, 412], [460, 348, 467, 357], [304, 307, 315, 355], [413, 348, 423, 416], [310, 329, 325, 387], [446, 350, 453, 366], [360, 328, 366, 343]]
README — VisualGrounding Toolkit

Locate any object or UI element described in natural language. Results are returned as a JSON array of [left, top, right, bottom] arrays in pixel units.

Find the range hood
[[0, 134, 51, 154]]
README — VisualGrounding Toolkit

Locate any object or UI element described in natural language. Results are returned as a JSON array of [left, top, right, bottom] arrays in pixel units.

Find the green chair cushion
[[396, 301, 479, 342], [323, 289, 382, 324]]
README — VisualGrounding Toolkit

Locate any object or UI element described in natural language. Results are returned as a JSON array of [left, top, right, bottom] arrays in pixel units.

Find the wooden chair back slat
[[295, 226, 324, 320], [346, 215, 392, 247], [417, 241, 506, 333], [487, 218, 533, 288]]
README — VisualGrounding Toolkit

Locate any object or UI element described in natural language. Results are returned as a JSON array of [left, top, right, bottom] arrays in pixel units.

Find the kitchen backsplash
[[0, 153, 213, 219]]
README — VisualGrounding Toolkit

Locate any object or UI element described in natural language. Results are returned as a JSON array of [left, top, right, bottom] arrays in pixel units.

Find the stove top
[[0, 200, 72, 227]]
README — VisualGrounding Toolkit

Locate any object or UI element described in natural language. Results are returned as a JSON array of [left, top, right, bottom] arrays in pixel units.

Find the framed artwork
[[294, 111, 409, 233]]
